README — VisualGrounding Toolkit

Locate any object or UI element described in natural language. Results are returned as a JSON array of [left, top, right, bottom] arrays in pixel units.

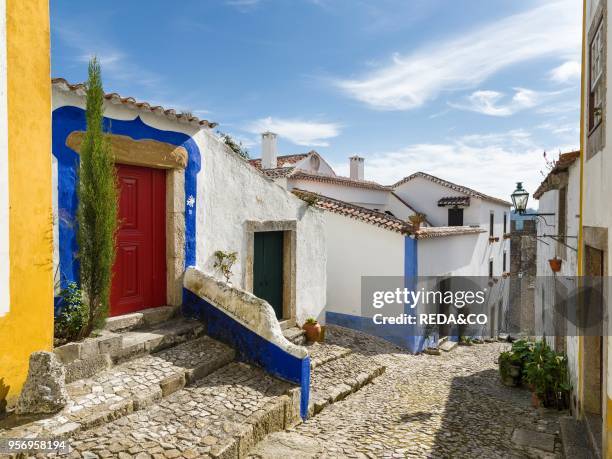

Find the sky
[[50, 0, 582, 202]]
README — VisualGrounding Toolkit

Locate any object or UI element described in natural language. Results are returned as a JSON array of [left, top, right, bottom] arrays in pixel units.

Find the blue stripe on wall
[[52, 107, 200, 298], [182, 288, 310, 419]]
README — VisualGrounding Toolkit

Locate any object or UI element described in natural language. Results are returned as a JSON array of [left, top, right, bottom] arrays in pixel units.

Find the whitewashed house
[[250, 133, 512, 352], [533, 150, 580, 415]]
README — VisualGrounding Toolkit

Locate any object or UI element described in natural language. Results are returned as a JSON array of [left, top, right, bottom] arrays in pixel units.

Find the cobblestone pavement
[[250, 326, 565, 459]]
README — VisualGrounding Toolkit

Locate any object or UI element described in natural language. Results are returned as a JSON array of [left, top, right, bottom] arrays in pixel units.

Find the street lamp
[[511, 182, 529, 214], [510, 182, 554, 216]]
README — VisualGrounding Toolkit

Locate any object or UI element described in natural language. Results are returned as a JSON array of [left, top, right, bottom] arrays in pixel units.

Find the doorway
[[110, 164, 167, 316], [253, 231, 284, 319]]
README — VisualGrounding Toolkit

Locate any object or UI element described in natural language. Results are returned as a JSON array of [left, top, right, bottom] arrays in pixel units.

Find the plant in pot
[[214, 250, 238, 284], [498, 351, 522, 387], [548, 257, 562, 273], [408, 213, 427, 230], [302, 317, 322, 342]]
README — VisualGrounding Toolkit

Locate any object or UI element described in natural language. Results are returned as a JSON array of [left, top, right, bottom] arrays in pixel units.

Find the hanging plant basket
[[548, 257, 562, 273]]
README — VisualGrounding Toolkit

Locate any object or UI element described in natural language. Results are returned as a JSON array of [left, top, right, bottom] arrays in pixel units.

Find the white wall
[[324, 212, 404, 317], [418, 234, 483, 276], [385, 193, 417, 220], [0, 0, 9, 317], [196, 129, 327, 324], [535, 161, 580, 412]]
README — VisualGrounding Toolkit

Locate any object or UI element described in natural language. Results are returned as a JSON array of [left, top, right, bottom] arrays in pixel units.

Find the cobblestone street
[[250, 326, 564, 459]]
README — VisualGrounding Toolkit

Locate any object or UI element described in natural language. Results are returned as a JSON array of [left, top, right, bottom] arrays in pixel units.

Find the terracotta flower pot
[[531, 392, 541, 408], [302, 322, 322, 342], [548, 257, 562, 273]]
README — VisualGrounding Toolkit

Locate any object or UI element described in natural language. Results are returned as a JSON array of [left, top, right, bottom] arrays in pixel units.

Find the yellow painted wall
[[0, 0, 53, 409]]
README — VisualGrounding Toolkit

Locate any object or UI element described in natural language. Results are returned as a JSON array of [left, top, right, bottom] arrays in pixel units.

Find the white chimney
[[261, 132, 278, 169], [349, 155, 364, 180]]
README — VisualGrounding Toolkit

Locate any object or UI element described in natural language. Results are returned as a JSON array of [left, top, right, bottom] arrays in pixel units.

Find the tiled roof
[[438, 196, 471, 207], [415, 226, 486, 239], [249, 153, 310, 169], [533, 150, 580, 199], [393, 172, 511, 207], [52, 78, 217, 128], [292, 189, 414, 234], [260, 167, 295, 178], [290, 170, 392, 191]]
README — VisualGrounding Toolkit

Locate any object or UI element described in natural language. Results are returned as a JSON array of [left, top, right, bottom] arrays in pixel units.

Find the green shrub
[[213, 250, 238, 283], [523, 341, 571, 409], [55, 282, 89, 342], [77, 57, 119, 336]]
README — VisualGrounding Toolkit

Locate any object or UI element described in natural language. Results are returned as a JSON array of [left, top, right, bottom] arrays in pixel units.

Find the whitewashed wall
[[418, 234, 483, 276], [324, 212, 404, 317], [0, 0, 9, 317], [385, 193, 418, 220], [536, 162, 580, 411], [196, 129, 327, 324]]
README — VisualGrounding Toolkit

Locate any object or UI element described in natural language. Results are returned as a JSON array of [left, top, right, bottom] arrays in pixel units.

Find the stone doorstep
[[282, 327, 306, 346], [104, 305, 180, 332], [2, 335, 235, 442]]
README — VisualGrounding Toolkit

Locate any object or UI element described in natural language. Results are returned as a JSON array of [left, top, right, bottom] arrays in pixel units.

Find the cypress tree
[[77, 57, 118, 336]]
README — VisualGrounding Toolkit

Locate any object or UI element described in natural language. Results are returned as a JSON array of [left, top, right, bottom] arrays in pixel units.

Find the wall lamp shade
[[511, 182, 529, 214]]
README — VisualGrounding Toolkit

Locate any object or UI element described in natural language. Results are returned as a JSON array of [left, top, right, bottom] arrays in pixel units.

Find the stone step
[[305, 341, 352, 369], [559, 416, 595, 459], [439, 340, 458, 352], [0, 335, 235, 442], [55, 317, 206, 384], [283, 326, 306, 346], [104, 305, 180, 332], [65, 362, 300, 458], [308, 352, 386, 416]]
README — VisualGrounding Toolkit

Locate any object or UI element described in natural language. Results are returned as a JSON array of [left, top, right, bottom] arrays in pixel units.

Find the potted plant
[[499, 351, 522, 387], [213, 250, 238, 284], [503, 233, 511, 240], [302, 317, 322, 342], [408, 213, 427, 231], [548, 257, 562, 273]]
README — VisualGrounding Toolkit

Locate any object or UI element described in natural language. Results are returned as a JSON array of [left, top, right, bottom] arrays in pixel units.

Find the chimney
[[349, 155, 364, 180], [261, 132, 278, 169]]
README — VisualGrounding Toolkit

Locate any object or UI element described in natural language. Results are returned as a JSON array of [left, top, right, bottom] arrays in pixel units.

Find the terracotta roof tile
[[438, 196, 471, 207], [290, 170, 392, 191], [415, 226, 486, 239], [52, 78, 217, 129], [292, 189, 414, 234], [393, 172, 511, 206], [249, 153, 310, 169], [261, 167, 295, 178], [533, 150, 580, 199]]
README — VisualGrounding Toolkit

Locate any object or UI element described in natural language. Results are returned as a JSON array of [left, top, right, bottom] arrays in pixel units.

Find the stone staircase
[[0, 320, 385, 458]]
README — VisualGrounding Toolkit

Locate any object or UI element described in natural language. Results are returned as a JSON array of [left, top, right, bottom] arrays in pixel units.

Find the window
[[557, 186, 568, 260], [503, 251, 507, 272], [489, 259, 494, 278], [489, 212, 494, 237], [448, 208, 463, 226], [503, 212, 507, 235], [589, 18, 605, 132]]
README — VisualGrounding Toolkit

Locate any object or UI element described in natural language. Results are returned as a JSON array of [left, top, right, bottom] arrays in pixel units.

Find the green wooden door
[[253, 231, 284, 319]]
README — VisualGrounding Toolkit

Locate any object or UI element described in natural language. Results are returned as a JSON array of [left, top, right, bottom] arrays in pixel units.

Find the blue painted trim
[[182, 288, 310, 419], [52, 107, 201, 308]]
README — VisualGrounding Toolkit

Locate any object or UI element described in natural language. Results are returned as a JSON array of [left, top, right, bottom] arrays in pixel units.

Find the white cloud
[[246, 117, 341, 147], [334, 0, 581, 110], [331, 130, 577, 201], [451, 88, 541, 116], [549, 60, 581, 83]]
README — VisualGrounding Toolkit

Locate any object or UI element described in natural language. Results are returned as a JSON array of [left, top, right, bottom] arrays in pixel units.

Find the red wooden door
[[110, 164, 166, 316]]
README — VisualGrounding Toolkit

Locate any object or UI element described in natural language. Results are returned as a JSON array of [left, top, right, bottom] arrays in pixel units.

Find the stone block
[[511, 428, 556, 452], [79, 338, 101, 360], [159, 373, 185, 397], [141, 305, 178, 327], [15, 352, 68, 415], [284, 387, 302, 428], [104, 312, 144, 332], [133, 387, 163, 411], [96, 332, 122, 355], [65, 354, 112, 384], [53, 342, 81, 364]]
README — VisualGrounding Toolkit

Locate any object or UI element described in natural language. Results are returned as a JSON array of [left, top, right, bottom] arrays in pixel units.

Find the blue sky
[[51, 0, 581, 201]]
